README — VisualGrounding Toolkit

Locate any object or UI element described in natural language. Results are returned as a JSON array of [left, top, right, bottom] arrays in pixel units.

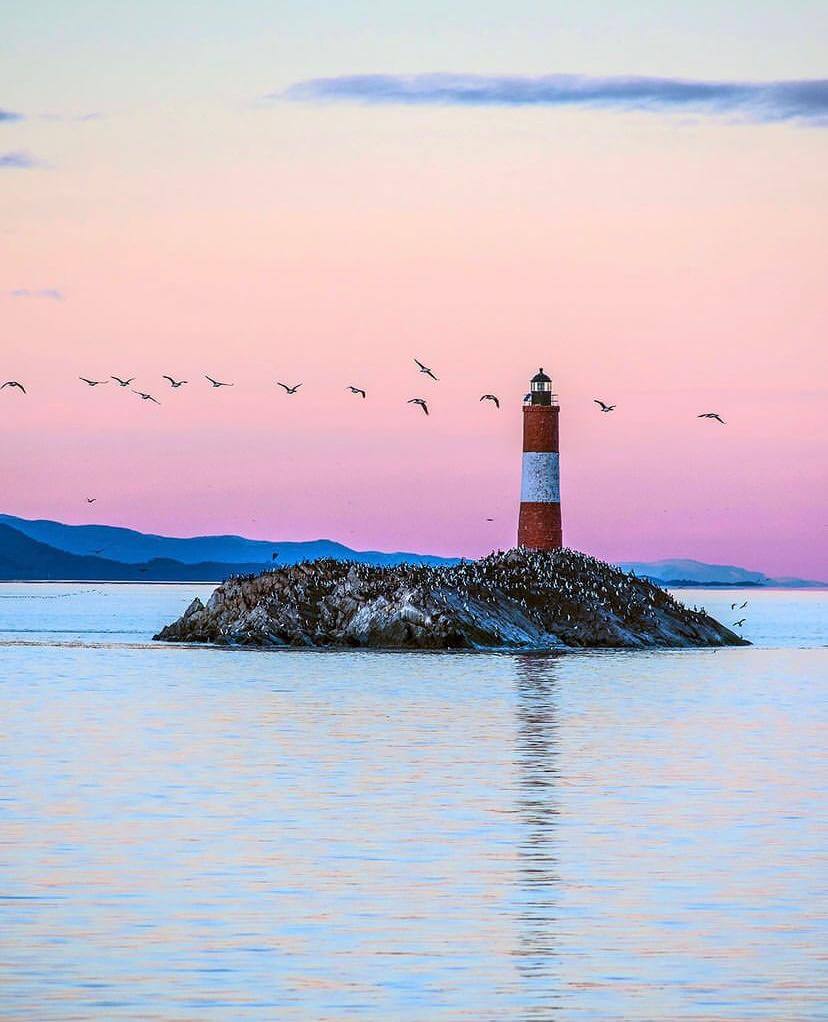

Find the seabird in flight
[[408, 398, 429, 415], [111, 376, 135, 387], [698, 412, 726, 424], [132, 390, 160, 404], [163, 376, 188, 388], [80, 377, 108, 387], [594, 400, 616, 413], [1, 381, 26, 394], [277, 382, 302, 394], [414, 358, 438, 381], [346, 386, 366, 398], [205, 375, 233, 388], [480, 394, 500, 408]]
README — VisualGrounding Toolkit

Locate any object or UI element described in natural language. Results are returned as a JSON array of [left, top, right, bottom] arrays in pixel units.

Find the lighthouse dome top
[[531, 368, 551, 384]]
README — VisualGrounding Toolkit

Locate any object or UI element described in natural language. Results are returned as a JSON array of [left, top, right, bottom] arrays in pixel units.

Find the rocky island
[[154, 548, 747, 650]]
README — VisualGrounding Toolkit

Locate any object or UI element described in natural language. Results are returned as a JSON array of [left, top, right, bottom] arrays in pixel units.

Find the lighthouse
[[517, 368, 562, 550]]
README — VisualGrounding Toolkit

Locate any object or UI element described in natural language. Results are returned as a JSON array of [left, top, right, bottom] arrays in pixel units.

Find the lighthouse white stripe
[[521, 451, 560, 503]]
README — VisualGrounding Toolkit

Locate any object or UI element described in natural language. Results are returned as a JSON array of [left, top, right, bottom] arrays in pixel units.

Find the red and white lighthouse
[[517, 368, 562, 550]]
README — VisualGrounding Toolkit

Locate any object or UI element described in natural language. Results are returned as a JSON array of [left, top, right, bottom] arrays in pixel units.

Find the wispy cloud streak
[[9, 289, 64, 301], [1, 109, 23, 123], [0, 151, 39, 169], [281, 73, 828, 124]]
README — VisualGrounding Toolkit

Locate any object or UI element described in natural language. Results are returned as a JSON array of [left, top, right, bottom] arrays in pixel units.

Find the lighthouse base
[[517, 502, 562, 551]]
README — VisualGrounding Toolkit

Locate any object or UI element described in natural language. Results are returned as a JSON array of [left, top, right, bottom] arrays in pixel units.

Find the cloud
[[0, 150, 40, 169], [1, 109, 23, 123], [9, 288, 64, 302], [280, 73, 828, 124]]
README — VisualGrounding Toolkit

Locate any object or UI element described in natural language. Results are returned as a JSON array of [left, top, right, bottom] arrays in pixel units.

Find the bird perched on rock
[[277, 382, 302, 395], [162, 376, 187, 388], [205, 375, 233, 388], [408, 398, 429, 415], [1, 380, 26, 393], [414, 358, 438, 381], [698, 412, 726, 424], [111, 376, 134, 387], [346, 386, 366, 398], [80, 377, 108, 386], [594, 400, 616, 413], [132, 390, 160, 404], [480, 394, 500, 408]]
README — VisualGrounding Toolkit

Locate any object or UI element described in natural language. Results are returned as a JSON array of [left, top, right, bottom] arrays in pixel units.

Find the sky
[[1, 1, 826, 577]]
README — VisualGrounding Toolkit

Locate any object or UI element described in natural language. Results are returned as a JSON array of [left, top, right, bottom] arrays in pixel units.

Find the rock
[[153, 548, 749, 651]]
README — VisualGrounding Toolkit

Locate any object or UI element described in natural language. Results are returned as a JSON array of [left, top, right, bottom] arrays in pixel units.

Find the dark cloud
[[0, 151, 39, 169], [280, 73, 828, 124], [9, 289, 64, 301]]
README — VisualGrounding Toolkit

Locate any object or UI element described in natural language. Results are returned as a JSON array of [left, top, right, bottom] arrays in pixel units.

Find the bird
[[277, 382, 302, 394], [205, 375, 233, 388], [346, 386, 366, 398], [486, 518, 495, 522], [408, 398, 429, 415], [698, 412, 726, 424], [162, 375, 187, 388], [414, 358, 438, 381], [1, 381, 26, 393], [132, 390, 160, 405], [480, 394, 500, 408], [86, 498, 96, 504], [79, 377, 108, 387], [733, 618, 746, 628], [738, 600, 748, 610], [594, 400, 616, 413], [111, 376, 134, 387]]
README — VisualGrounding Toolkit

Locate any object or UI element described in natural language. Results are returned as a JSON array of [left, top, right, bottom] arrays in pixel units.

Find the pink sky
[[2, 6, 827, 578]]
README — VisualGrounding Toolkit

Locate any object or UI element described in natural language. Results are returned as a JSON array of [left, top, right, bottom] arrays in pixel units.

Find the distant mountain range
[[0, 514, 824, 587]]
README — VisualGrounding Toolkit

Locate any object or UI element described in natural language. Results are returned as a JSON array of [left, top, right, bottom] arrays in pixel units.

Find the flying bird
[[79, 377, 108, 387], [86, 498, 96, 504], [414, 358, 438, 381], [111, 376, 135, 387], [162, 376, 187, 388], [132, 390, 160, 404], [277, 382, 302, 394], [732, 619, 746, 628], [1, 381, 26, 393], [408, 398, 429, 415], [698, 412, 726, 424], [205, 375, 233, 388], [480, 394, 500, 408], [346, 386, 366, 398], [594, 400, 616, 413]]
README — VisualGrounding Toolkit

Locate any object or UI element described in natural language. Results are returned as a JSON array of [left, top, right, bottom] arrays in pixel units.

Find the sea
[[0, 584, 825, 1021]]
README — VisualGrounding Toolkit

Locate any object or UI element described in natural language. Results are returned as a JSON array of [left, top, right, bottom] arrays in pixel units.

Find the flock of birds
[[2, 357, 728, 423]]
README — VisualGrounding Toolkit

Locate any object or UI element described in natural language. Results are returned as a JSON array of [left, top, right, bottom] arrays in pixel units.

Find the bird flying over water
[[80, 377, 108, 387], [732, 618, 746, 628], [277, 382, 302, 394], [346, 386, 366, 398], [132, 390, 160, 404], [480, 394, 500, 408], [408, 398, 429, 415], [162, 376, 187, 388], [414, 358, 438, 381], [594, 400, 616, 413], [205, 375, 233, 388], [698, 412, 726, 424], [1, 381, 26, 393], [111, 376, 134, 387]]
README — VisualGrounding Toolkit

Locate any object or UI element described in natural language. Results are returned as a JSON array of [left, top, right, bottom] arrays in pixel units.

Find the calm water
[[0, 585, 825, 1021]]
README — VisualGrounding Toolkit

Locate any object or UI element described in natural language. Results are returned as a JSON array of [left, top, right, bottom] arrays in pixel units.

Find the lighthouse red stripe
[[522, 407, 559, 452], [518, 502, 562, 550]]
